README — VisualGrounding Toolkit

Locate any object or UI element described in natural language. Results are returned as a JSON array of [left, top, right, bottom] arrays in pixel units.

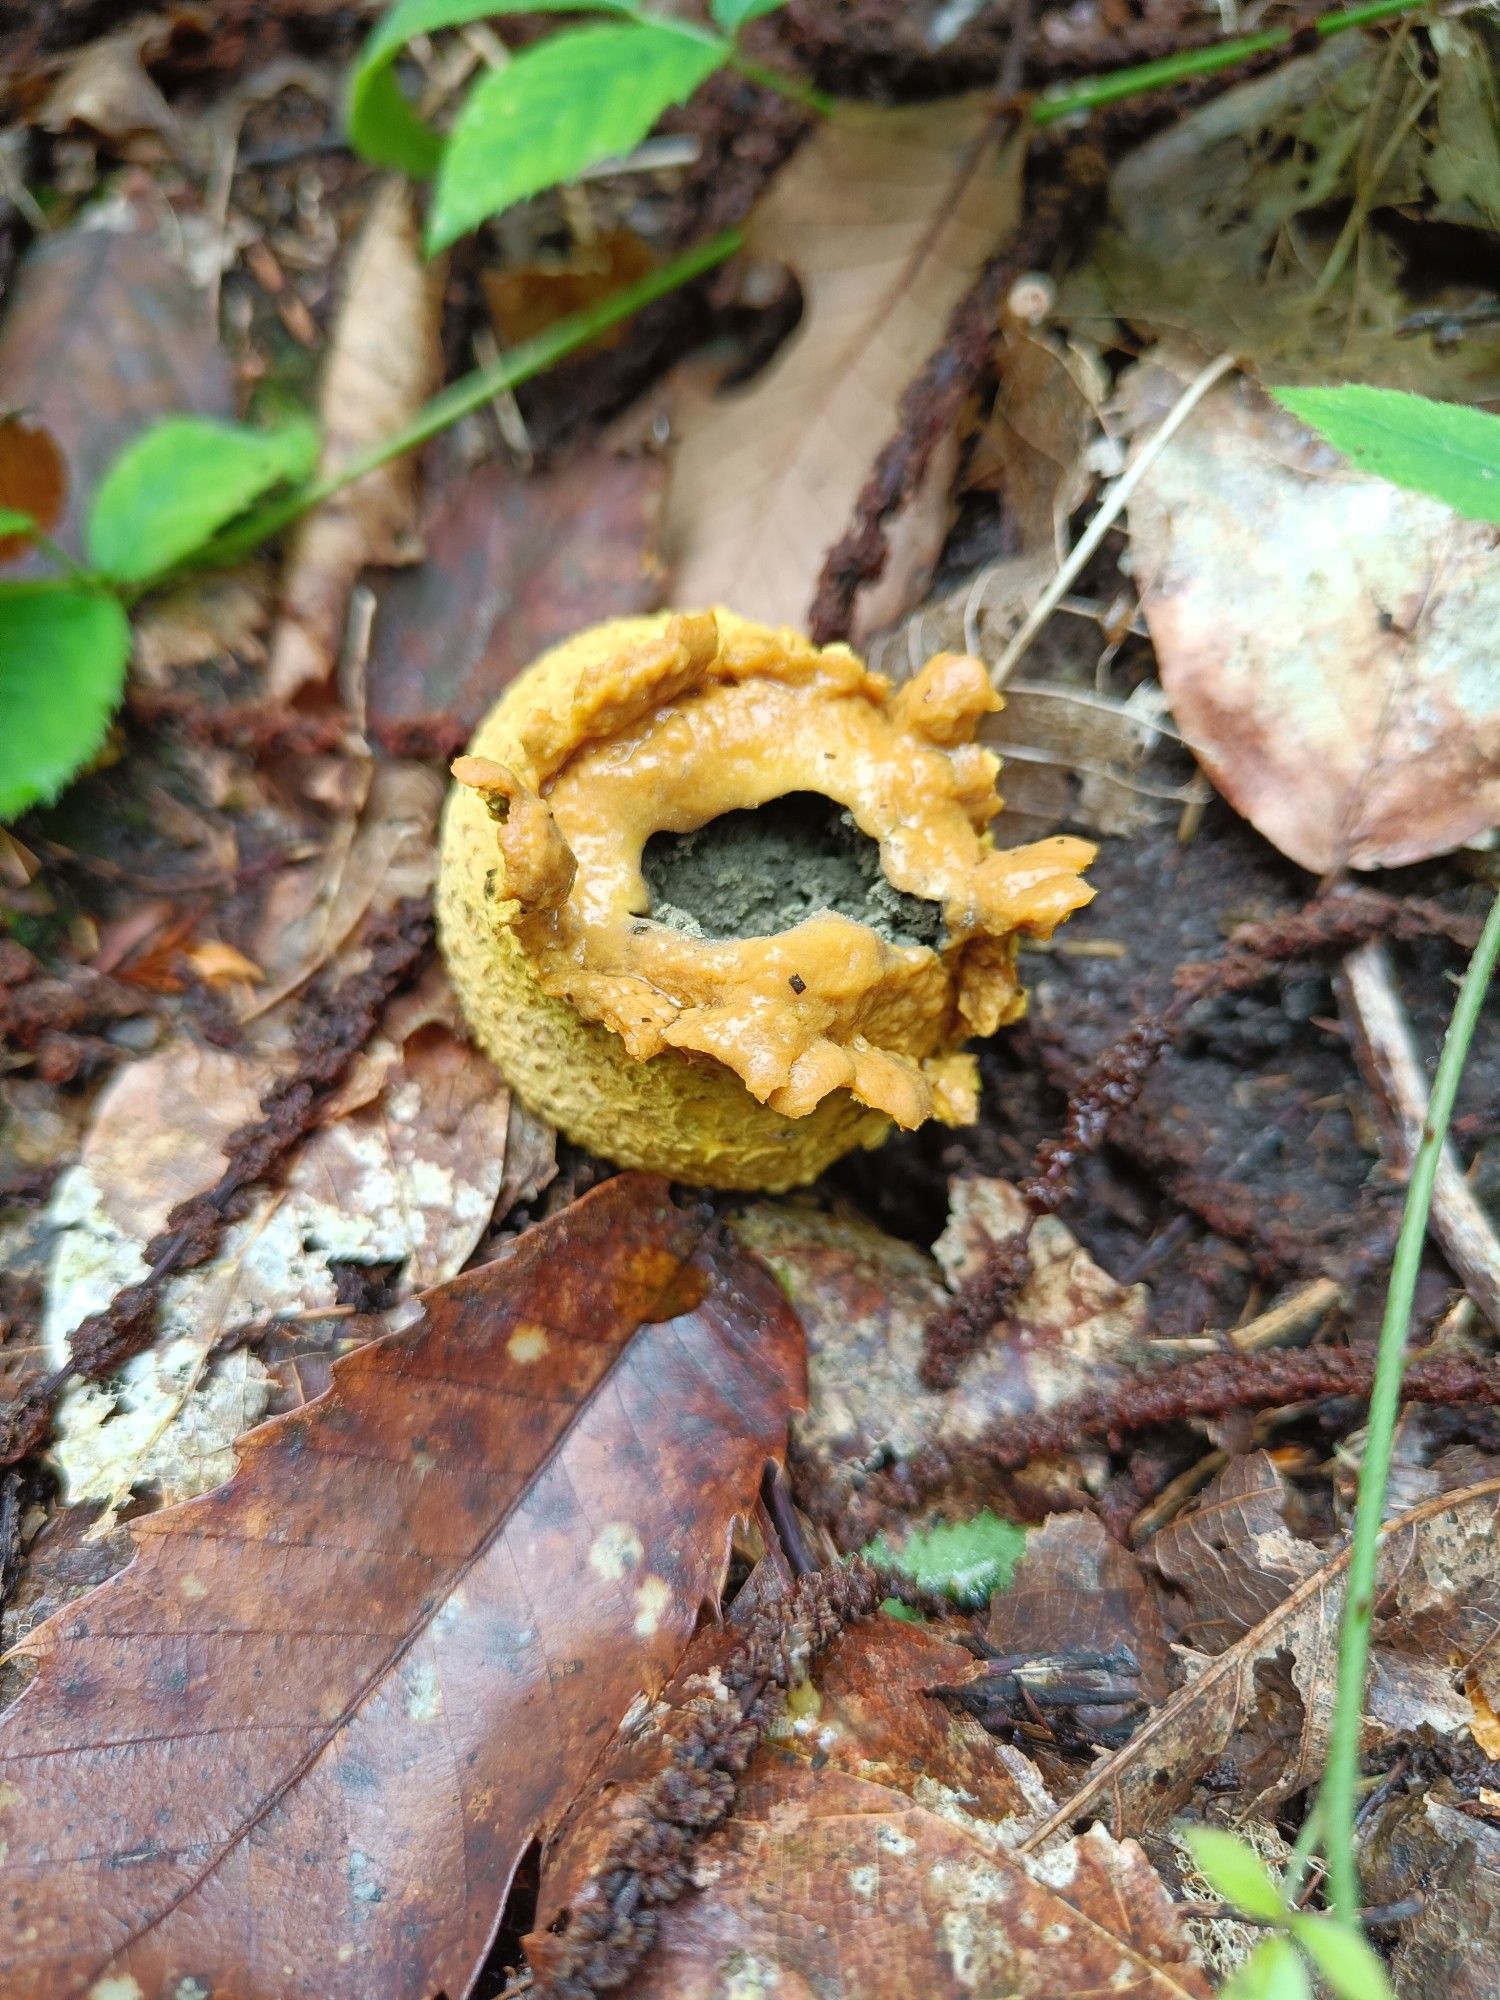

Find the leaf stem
[[724, 51, 834, 115], [180, 226, 743, 580], [1318, 889, 1500, 1920], [1031, 0, 1426, 125]]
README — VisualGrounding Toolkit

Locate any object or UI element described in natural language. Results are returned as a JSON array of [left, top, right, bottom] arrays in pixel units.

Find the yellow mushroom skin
[[438, 609, 1095, 1191]]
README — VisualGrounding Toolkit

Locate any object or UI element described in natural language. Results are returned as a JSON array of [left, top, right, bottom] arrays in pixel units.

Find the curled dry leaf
[[366, 448, 667, 738], [663, 101, 1022, 635], [1021, 1475, 1500, 1848], [734, 1176, 1152, 1538], [536, 1610, 1209, 1998], [42, 968, 515, 1512], [37, 16, 197, 162], [1121, 354, 1500, 873], [268, 177, 444, 700], [0, 1175, 805, 2000], [0, 187, 232, 565]]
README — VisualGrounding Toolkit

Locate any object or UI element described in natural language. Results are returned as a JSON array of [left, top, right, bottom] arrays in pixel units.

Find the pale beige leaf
[[268, 177, 444, 698], [1121, 355, 1500, 873], [663, 102, 1022, 632]]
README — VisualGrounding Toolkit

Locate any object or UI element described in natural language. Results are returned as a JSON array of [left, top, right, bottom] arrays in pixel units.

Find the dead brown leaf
[[0, 413, 65, 562], [247, 759, 442, 1016], [1121, 353, 1500, 873], [987, 1509, 1173, 1708], [1360, 1788, 1500, 2000], [1152, 1450, 1321, 1646], [0, 187, 232, 565], [267, 178, 444, 700], [1, 1175, 805, 2000], [734, 1177, 1152, 1538], [366, 448, 667, 737], [535, 1610, 1209, 1998], [37, 16, 196, 162], [663, 101, 1022, 635], [1022, 1476, 1500, 1847]]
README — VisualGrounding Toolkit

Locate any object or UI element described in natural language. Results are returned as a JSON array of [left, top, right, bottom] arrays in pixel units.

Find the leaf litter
[[4, 5, 1500, 1996]]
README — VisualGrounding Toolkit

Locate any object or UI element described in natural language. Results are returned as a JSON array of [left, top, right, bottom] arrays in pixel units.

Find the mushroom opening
[[640, 791, 944, 950]]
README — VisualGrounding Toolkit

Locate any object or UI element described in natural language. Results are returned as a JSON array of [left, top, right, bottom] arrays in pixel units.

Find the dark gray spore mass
[[640, 792, 943, 949]]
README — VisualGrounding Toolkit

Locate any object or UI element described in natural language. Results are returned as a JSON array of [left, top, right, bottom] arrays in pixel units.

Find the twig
[[1229, 1276, 1345, 1352], [986, 352, 1237, 687], [1339, 939, 1500, 1333], [1318, 892, 1500, 1922]]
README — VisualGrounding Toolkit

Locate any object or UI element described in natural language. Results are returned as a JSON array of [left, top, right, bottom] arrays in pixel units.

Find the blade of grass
[[1318, 889, 1500, 1920], [165, 226, 742, 585], [1031, 0, 1425, 126]]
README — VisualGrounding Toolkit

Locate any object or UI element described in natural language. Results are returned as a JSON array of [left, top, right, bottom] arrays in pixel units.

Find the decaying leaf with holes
[[439, 610, 1094, 1190], [533, 1610, 1212, 1998], [0, 1175, 804, 2000], [40, 968, 531, 1517]]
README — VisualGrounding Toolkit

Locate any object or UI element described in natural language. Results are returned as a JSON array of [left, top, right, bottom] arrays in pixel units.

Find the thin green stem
[[725, 51, 834, 115], [1318, 890, 1500, 1921], [176, 226, 743, 582], [1032, 0, 1426, 125]]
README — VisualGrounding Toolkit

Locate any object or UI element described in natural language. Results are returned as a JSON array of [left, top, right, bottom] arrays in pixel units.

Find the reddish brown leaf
[[0, 414, 66, 561], [0, 189, 232, 565], [0, 1174, 805, 2000], [366, 450, 667, 738], [536, 1611, 1210, 1999]]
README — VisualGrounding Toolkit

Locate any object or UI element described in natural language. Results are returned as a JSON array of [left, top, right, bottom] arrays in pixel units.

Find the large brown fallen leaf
[[268, 177, 444, 700], [1121, 352, 1500, 873], [0, 1174, 803, 2000], [1359, 1787, 1500, 2000], [1020, 1475, 1500, 1848], [735, 1176, 1152, 1539], [662, 100, 1022, 634], [367, 448, 667, 737], [533, 1609, 1210, 1998], [0, 186, 232, 567]]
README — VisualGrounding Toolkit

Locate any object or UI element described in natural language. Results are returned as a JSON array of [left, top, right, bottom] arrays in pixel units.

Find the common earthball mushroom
[[438, 608, 1094, 1191]]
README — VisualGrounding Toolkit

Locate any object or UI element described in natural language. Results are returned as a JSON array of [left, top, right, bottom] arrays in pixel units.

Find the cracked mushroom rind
[[438, 609, 1094, 1191]]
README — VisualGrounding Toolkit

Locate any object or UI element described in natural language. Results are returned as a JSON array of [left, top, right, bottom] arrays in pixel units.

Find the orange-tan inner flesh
[[461, 612, 1095, 1128]]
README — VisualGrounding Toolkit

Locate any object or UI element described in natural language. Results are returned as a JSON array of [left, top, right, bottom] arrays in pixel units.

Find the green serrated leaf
[[1221, 1936, 1314, 2000], [1179, 1826, 1288, 1921], [0, 585, 131, 821], [1290, 1916, 1395, 2000], [1274, 384, 1500, 526], [864, 1510, 1026, 1608], [348, 0, 640, 175], [85, 417, 320, 586], [711, 0, 787, 28], [0, 509, 37, 540], [428, 21, 727, 249]]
